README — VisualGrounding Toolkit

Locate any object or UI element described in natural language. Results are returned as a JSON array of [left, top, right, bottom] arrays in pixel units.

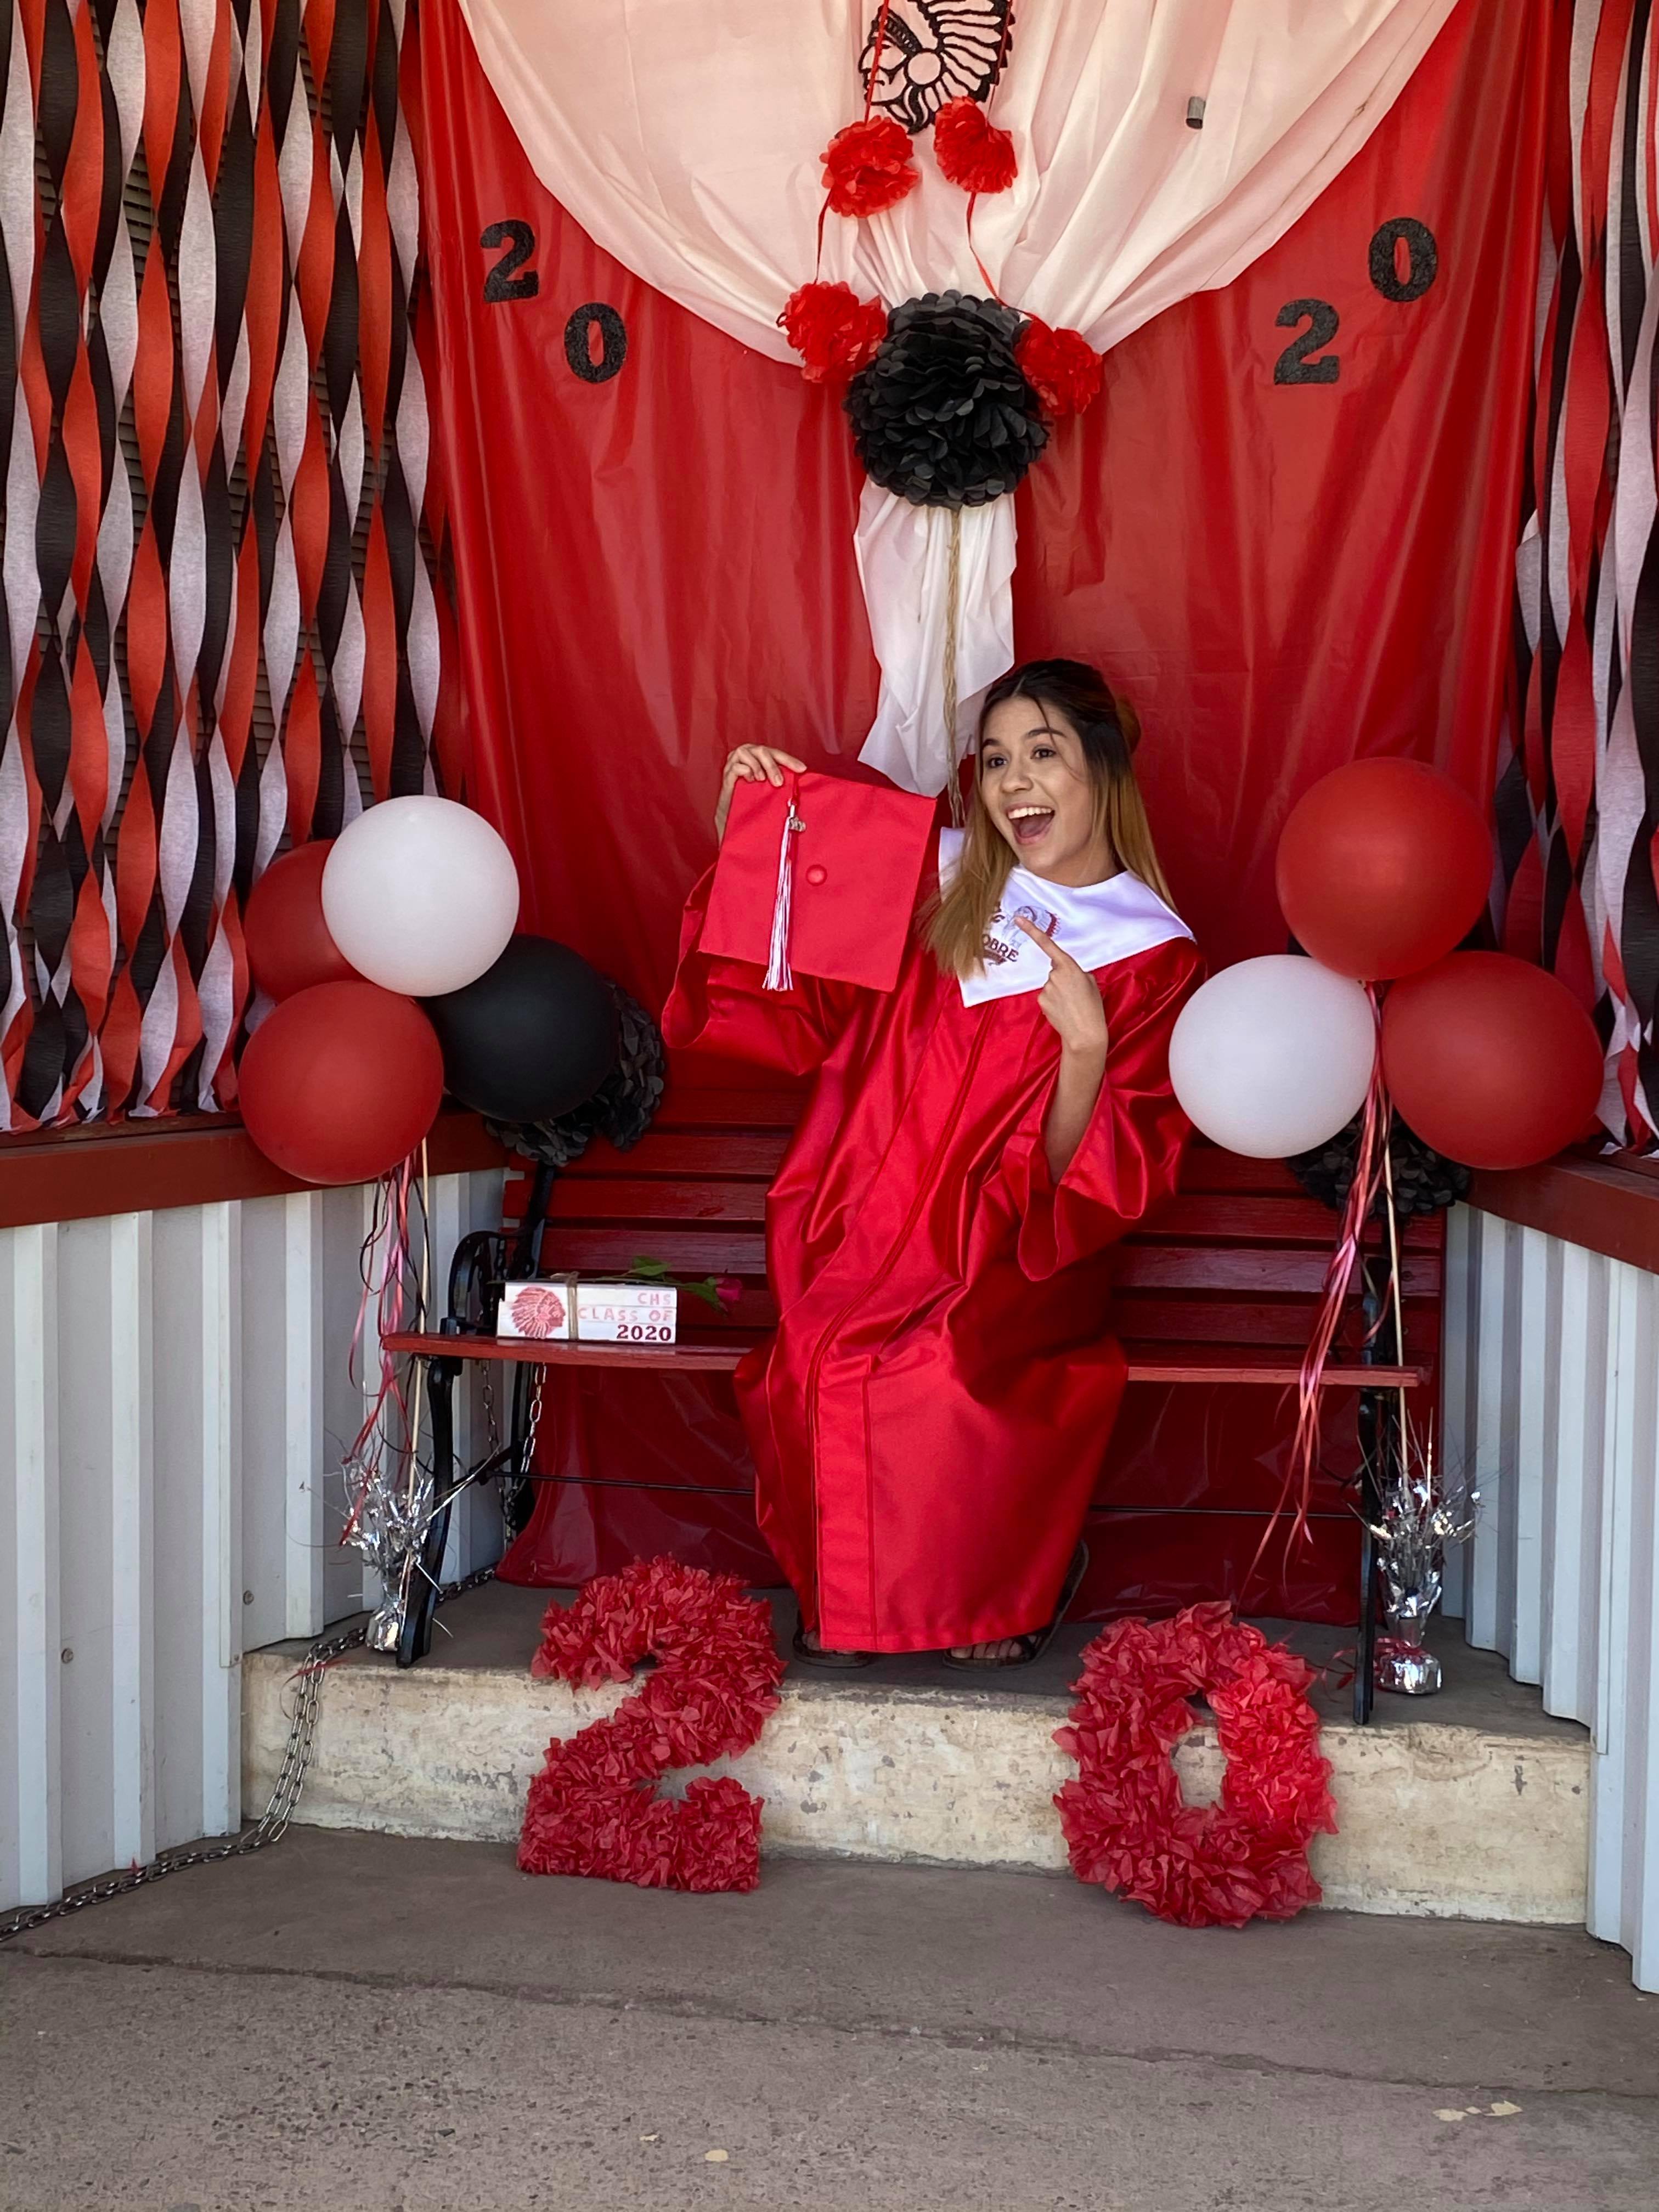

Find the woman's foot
[[791, 1617, 875, 1668], [940, 1543, 1090, 1672]]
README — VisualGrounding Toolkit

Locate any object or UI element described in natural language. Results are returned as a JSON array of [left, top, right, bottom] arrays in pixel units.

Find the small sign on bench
[[498, 1276, 679, 1346]]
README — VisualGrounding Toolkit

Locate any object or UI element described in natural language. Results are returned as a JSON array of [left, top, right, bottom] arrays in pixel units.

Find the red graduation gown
[[663, 871, 1200, 1653]]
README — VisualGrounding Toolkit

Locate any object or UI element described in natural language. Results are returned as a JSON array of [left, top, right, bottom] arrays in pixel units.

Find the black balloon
[[424, 936, 619, 1122], [486, 981, 664, 1169]]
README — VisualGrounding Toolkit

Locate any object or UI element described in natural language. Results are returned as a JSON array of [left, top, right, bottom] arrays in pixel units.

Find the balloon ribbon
[[1249, 996, 1389, 1588]]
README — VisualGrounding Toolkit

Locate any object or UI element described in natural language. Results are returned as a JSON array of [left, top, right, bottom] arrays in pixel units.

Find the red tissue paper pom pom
[[1053, 1602, 1336, 1931], [933, 97, 1018, 195], [780, 282, 889, 385], [1015, 319, 1104, 419], [822, 115, 918, 217], [518, 1558, 787, 1894]]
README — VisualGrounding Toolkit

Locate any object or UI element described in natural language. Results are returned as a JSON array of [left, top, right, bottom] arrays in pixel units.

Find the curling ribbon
[[763, 783, 806, 991], [1248, 993, 1389, 1585]]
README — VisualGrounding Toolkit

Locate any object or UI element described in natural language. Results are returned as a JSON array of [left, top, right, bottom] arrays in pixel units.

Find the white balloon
[[321, 798, 521, 997], [1167, 956, 1376, 1159]]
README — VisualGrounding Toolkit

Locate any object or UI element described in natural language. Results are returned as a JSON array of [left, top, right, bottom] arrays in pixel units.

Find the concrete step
[[243, 1583, 1590, 1925]]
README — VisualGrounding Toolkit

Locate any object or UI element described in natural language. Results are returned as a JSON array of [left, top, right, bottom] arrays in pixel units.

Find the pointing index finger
[[1012, 913, 1070, 963]]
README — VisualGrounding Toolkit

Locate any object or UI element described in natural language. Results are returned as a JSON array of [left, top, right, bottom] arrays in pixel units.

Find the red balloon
[[1381, 953, 1604, 1170], [1276, 759, 1492, 979], [244, 842, 358, 1000], [239, 982, 444, 1185]]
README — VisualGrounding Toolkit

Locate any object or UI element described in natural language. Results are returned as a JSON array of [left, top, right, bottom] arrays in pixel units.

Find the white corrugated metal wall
[[12, 1173, 1649, 1973], [0, 1169, 503, 1913], [1444, 1204, 1659, 1990]]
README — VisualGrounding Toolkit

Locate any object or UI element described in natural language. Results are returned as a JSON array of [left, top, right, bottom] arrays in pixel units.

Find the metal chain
[[522, 1364, 546, 1471], [0, 1564, 498, 1944], [479, 1365, 507, 1548]]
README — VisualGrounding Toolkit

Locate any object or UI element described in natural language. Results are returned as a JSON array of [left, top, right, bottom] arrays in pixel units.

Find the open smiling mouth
[[1006, 805, 1056, 848]]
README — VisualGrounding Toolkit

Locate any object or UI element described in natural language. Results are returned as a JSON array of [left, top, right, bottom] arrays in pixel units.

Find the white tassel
[[763, 802, 805, 992]]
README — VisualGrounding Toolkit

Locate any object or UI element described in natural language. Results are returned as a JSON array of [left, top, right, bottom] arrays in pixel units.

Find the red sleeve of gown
[[661, 865, 866, 1077], [999, 936, 1203, 1283]]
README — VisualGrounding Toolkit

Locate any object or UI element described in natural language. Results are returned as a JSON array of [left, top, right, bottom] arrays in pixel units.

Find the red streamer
[[861, 0, 898, 123], [339, 1155, 423, 1547]]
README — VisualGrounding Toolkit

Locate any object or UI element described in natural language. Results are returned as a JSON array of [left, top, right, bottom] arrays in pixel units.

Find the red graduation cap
[[700, 770, 938, 994]]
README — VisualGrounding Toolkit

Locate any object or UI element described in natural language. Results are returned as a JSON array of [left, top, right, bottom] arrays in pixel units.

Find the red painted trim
[[1469, 1153, 1659, 1274], [0, 1110, 505, 1230]]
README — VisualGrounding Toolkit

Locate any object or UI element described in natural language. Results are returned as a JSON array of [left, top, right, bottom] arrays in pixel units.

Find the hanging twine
[[944, 506, 964, 823]]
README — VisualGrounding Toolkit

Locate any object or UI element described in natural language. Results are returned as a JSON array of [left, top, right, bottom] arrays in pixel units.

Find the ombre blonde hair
[[926, 659, 1174, 979]]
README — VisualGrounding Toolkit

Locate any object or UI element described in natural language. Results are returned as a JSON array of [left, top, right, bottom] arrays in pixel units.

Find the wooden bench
[[387, 1085, 1441, 1712]]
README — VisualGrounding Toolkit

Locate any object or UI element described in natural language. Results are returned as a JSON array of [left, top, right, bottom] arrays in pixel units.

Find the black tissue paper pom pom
[[845, 290, 1048, 509], [1288, 1111, 1472, 1219], [485, 983, 664, 1167]]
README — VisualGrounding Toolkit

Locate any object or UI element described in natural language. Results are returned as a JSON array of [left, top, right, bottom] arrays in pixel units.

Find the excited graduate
[[664, 660, 1201, 1666]]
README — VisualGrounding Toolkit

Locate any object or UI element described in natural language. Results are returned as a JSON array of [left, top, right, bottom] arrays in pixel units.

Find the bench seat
[[385, 1081, 1442, 1703], [382, 1327, 1427, 1391]]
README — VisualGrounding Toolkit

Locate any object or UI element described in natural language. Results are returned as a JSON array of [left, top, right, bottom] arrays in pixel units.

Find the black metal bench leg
[[397, 1355, 461, 1668], [1354, 1384, 1378, 1726]]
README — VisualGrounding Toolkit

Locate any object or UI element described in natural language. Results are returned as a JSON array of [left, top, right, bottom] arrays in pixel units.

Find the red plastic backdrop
[[416, 0, 1547, 1618]]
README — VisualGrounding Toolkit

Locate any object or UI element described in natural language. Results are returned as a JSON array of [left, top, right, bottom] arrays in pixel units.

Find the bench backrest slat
[[1119, 1246, 1440, 1296], [1112, 1296, 1440, 1353], [506, 1090, 1446, 1357], [563, 1132, 787, 1180], [549, 1177, 767, 1225]]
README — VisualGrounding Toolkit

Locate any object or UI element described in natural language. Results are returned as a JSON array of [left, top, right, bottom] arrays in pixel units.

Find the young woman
[[663, 660, 1201, 1666]]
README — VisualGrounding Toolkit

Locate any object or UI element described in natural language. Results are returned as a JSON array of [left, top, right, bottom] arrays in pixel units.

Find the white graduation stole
[[937, 830, 1193, 1008]]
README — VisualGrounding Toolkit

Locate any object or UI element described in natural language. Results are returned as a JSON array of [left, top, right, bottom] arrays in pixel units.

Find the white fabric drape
[[456, 0, 1459, 791], [855, 488, 1016, 798]]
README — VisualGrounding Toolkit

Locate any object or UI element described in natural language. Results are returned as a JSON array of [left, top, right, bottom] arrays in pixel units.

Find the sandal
[[941, 1542, 1090, 1672], [791, 1616, 876, 1669]]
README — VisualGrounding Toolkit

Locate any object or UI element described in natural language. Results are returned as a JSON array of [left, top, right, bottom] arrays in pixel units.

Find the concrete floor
[[4, 1828, 1656, 2211]]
